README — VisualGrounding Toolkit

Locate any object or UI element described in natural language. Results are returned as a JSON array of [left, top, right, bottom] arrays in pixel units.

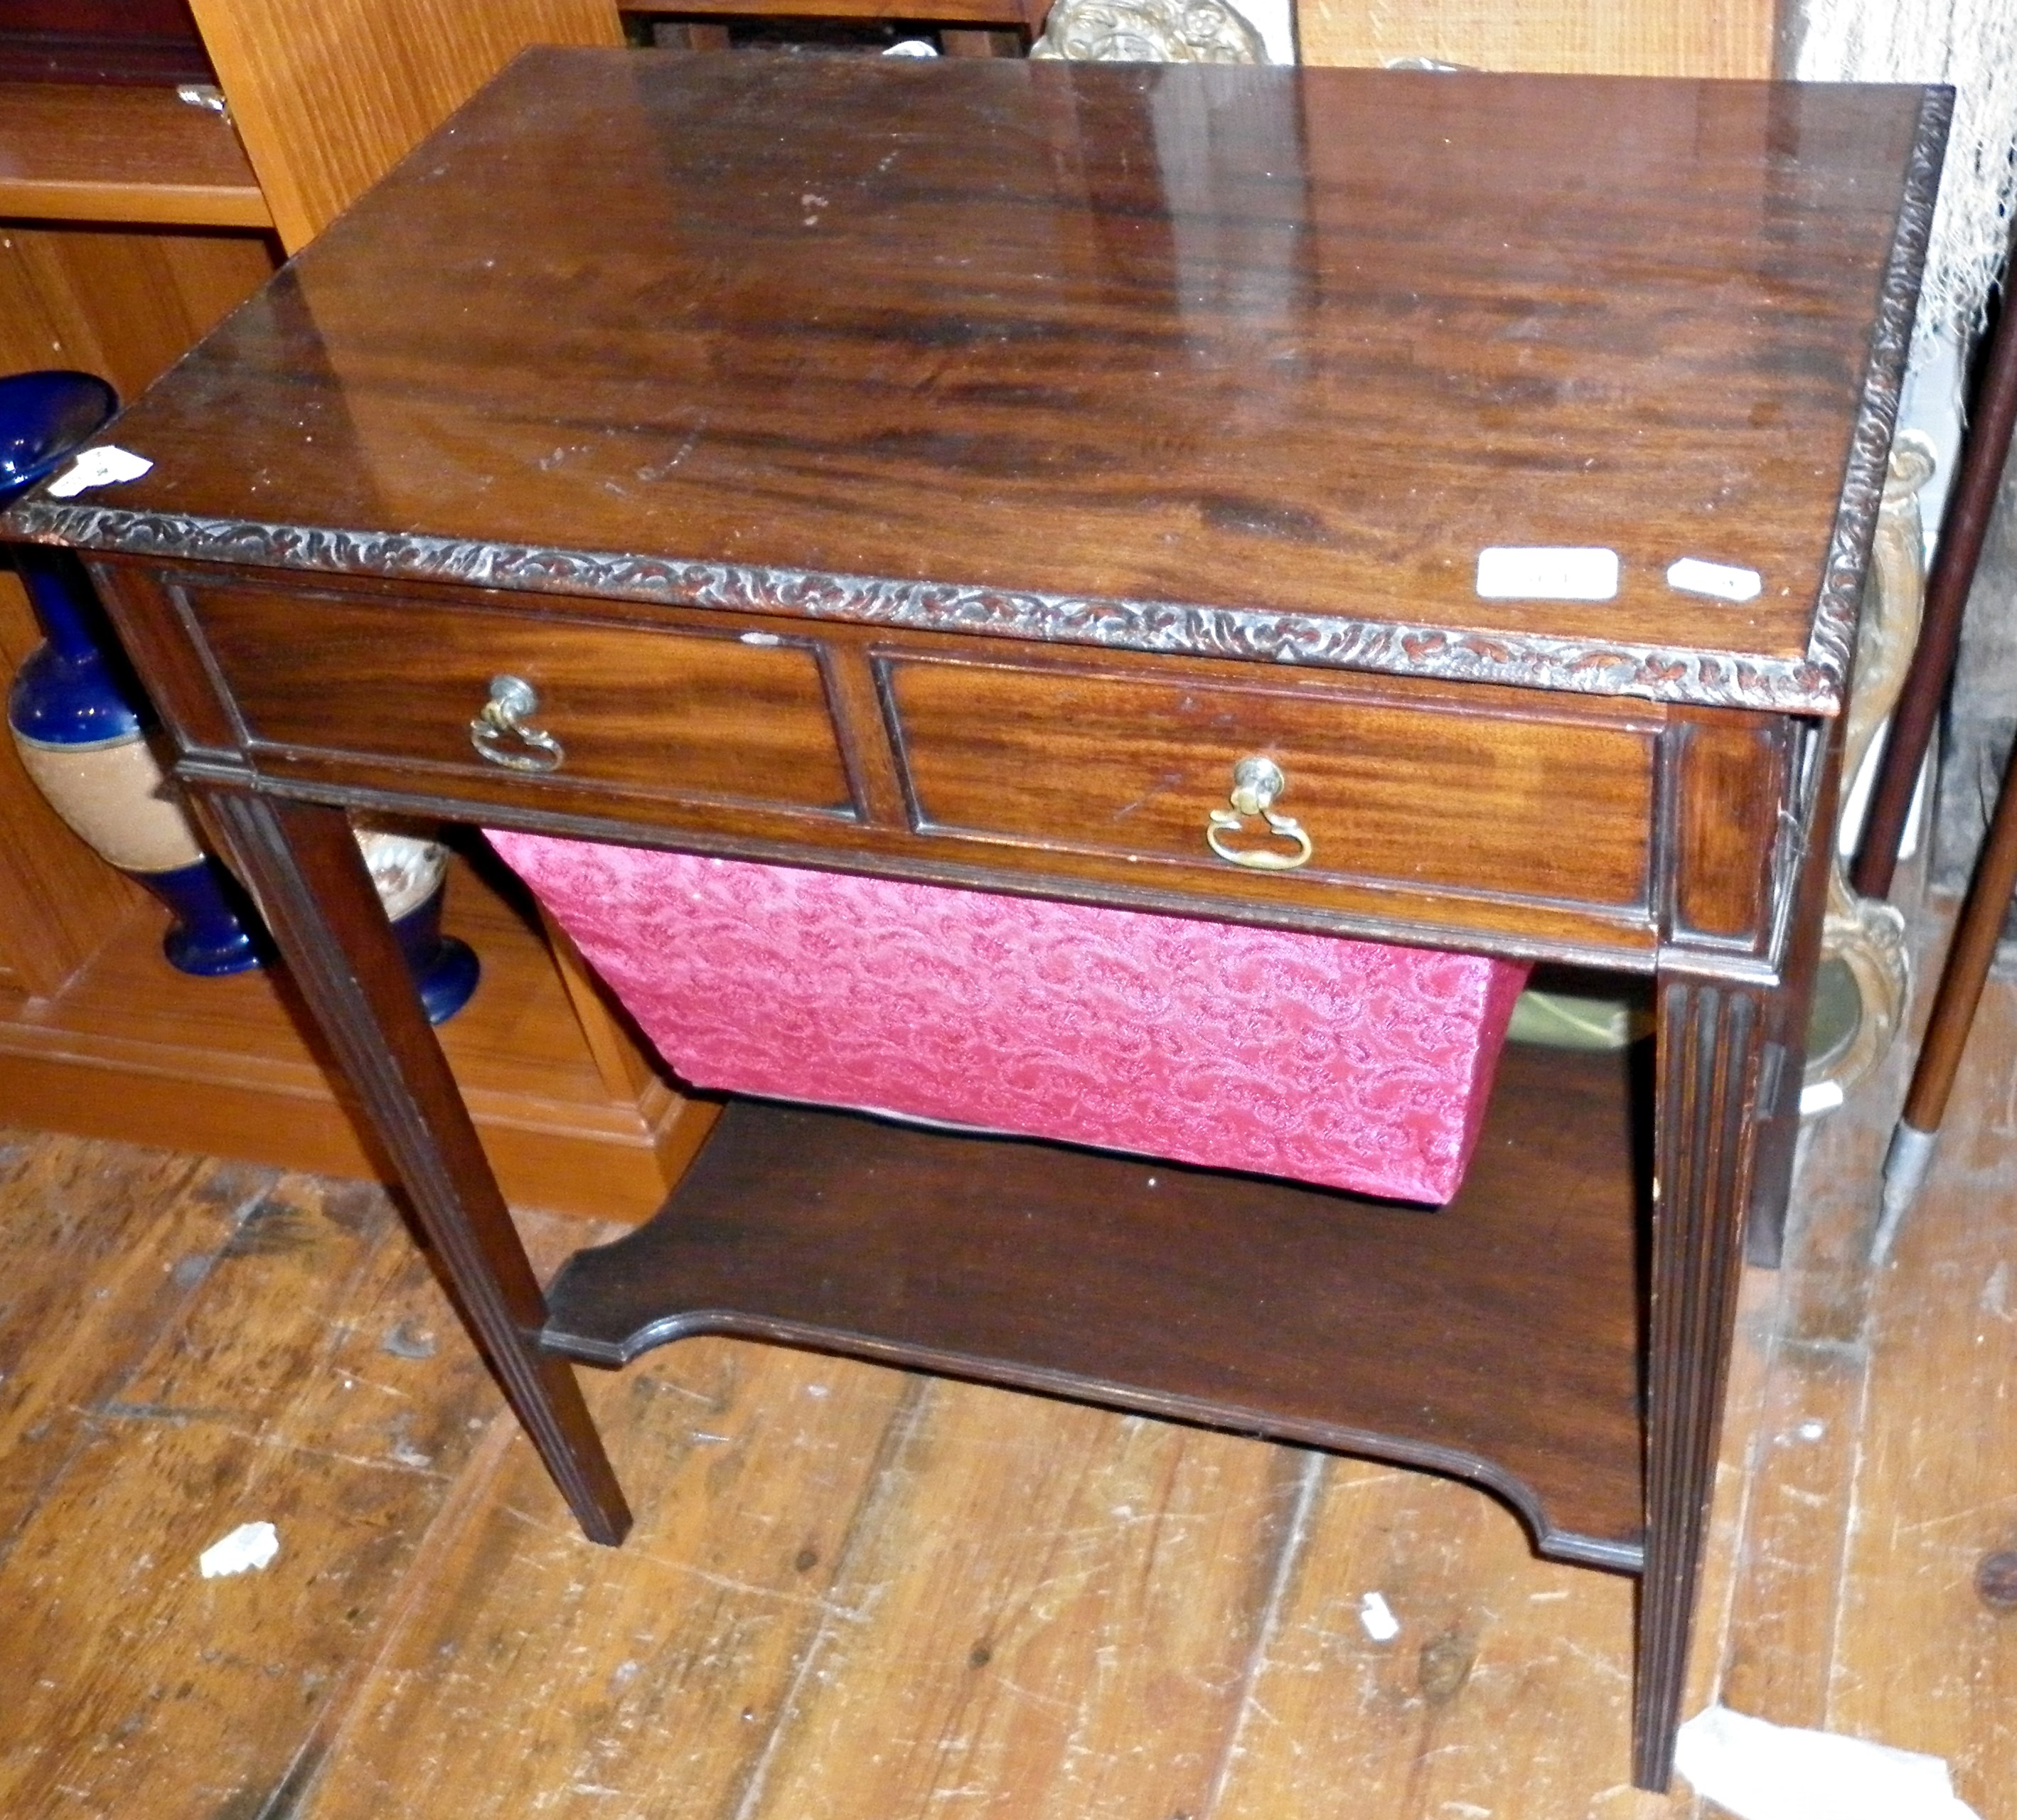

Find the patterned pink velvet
[[486, 832, 1529, 1204]]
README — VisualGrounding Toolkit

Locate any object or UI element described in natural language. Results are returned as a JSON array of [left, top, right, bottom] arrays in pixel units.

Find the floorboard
[[735, 1387, 1302, 1820], [0, 1146, 273, 1545], [1828, 957, 2017, 1806], [2, 919, 2015, 1816], [302, 1337, 916, 1819]]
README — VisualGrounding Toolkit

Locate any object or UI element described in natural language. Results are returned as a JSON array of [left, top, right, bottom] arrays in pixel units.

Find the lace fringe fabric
[[1795, 0, 2017, 358]]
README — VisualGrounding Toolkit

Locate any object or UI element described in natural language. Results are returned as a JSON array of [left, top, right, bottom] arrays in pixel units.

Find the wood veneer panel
[[884, 650, 1656, 914], [0, 80, 269, 228], [129, 564, 1662, 965], [0, 567, 144, 998], [543, 1041, 1648, 1565], [183, 581, 858, 818], [1296, 0, 1775, 80], [0, 1, 212, 87], [23, 55, 1937, 714], [1668, 707, 1788, 948], [188, 0, 623, 252], [0, 223, 273, 403]]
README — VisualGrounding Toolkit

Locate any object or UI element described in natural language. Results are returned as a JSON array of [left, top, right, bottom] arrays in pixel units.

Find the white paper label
[[1666, 557, 1762, 602], [1799, 1078, 1846, 1117], [198, 1520, 280, 1579], [1359, 1590, 1401, 1642], [1475, 546, 1619, 601], [47, 445, 152, 497]]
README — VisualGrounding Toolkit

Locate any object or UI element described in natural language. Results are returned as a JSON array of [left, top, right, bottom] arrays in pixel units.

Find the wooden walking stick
[[1853, 258, 2017, 902], [1875, 726, 2017, 1260]]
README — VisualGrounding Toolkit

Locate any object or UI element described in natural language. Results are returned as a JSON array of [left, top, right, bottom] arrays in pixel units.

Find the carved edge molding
[[1804, 84, 1952, 692], [1803, 435, 1935, 1103], [22, 500, 1861, 714]]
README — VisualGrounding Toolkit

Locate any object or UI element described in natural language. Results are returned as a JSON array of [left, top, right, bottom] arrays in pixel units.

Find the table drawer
[[880, 653, 1657, 916], [179, 583, 857, 819]]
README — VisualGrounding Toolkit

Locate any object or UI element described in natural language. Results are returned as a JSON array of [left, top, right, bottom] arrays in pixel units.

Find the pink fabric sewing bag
[[486, 830, 1529, 1204]]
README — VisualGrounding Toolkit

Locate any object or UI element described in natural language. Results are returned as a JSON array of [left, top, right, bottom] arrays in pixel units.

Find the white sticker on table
[[46, 445, 152, 497], [1475, 546, 1619, 601], [1666, 557, 1762, 602]]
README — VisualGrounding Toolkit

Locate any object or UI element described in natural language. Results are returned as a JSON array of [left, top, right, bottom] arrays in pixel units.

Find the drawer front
[[181, 583, 857, 819], [881, 654, 1656, 918]]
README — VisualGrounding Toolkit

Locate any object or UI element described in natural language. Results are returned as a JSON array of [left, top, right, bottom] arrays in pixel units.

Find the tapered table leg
[[196, 785, 632, 1545], [1634, 975, 1765, 1789]]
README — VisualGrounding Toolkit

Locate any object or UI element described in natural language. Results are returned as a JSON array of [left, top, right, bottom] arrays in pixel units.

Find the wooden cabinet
[[0, 0, 715, 1221], [184, 0, 621, 256]]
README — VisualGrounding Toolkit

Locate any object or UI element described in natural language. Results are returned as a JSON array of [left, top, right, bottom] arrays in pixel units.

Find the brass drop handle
[[1206, 756, 1314, 871], [469, 675, 565, 773]]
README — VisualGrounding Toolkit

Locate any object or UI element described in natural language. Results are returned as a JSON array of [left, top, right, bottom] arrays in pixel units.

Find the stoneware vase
[[1, 370, 478, 1020], [2, 369, 263, 974], [356, 822, 481, 1024]]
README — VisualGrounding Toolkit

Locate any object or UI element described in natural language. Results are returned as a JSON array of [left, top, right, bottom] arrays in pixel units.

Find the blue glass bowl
[[0, 370, 119, 508]]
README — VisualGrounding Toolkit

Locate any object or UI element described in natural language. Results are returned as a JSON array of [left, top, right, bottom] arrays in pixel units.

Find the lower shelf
[[542, 1039, 1649, 1570]]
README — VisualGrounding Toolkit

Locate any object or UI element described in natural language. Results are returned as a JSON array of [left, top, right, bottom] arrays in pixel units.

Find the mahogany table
[[6, 50, 1944, 1789]]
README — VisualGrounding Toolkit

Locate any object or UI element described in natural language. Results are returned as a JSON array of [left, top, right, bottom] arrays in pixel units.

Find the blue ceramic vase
[[1, 370, 478, 1019], [3, 370, 264, 974], [355, 822, 481, 1024]]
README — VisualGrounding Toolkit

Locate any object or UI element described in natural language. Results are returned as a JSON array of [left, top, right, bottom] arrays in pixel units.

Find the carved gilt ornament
[[1031, 0, 1264, 63]]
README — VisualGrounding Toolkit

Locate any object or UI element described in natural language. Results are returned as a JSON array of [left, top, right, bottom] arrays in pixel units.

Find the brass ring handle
[[469, 675, 565, 773], [1205, 756, 1314, 871]]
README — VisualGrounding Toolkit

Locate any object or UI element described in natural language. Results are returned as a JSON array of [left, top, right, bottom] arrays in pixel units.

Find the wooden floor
[[4, 916, 2016, 1817]]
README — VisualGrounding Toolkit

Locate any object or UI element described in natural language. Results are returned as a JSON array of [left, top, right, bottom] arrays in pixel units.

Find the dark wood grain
[[543, 1039, 1646, 1570], [1630, 718, 1840, 1773], [181, 578, 858, 816], [85, 560, 242, 759], [1664, 707, 1792, 953], [1743, 719, 1841, 1270], [1636, 975, 1766, 1787], [688, 0, 1041, 21], [10, 54, 1942, 713], [882, 648, 1657, 915]]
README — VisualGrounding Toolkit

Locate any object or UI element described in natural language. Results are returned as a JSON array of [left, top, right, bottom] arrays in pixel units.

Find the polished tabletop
[[11, 51, 1942, 712]]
